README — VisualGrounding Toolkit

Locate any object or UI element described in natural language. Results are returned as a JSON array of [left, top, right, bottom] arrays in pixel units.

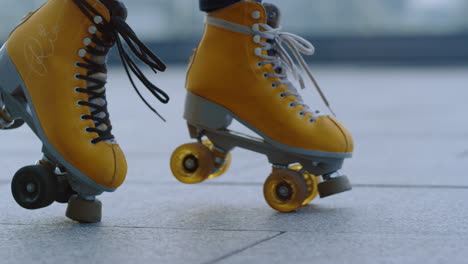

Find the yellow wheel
[[290, 165, 319, 205], [263, 168, 308, 213], [202, 140, 232, 180], [170, 143, 214, 184]]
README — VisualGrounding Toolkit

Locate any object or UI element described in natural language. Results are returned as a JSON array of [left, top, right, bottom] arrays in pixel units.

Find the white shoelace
[[206, 16, 336, 118]]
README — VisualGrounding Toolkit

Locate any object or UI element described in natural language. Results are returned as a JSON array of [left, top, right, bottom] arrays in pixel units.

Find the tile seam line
[[161, 182, 468, 190], [0, 223, 282, 233], [0, 223, 466, 237], [204, 183, 468, 190], [2, 182, 468, 190], [353, 184, 468, 189], [201, 231, 286, 264]]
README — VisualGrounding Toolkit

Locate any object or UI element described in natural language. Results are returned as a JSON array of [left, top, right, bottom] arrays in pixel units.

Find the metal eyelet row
[[278, 93, 315, 123], [75, 16, 99, 68], [254, 36, 263, 69], [72, 16, 103, 145], [250, 13, 316, 124], [76, 101, 98, 144]]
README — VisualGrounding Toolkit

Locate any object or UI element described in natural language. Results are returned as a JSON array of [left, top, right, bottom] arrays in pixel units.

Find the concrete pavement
[[0, 65, 467, 264]]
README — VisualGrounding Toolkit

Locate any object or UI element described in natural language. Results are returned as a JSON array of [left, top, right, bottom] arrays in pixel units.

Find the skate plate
[[184, 92, 350, 176]]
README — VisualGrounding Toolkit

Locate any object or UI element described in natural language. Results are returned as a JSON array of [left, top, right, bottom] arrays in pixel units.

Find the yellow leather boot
[[171, 1, 354, 213], [0, 0, 167, 222]]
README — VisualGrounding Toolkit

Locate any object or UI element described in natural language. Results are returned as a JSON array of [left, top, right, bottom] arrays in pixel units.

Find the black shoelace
[[72, 0, 169, 144]]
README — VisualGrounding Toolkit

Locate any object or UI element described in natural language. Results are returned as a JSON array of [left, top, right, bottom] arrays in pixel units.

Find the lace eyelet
[[83, 38, 92, 46], [254, 47, 262, 56], [252, 23, 260, 32], [251, 11, 261, 19], [88, 26, 97, 34], [74, 87, 81, 93], [74, 61, 81, 68], [271, 83, 277, 88], [289, 102, 295, 108], [74, 73, 81, 80], [253, 35, 261, 43], [80, 114, 86, 120], [299, 111, 305, 116], [263, 72, 269, 78], [309, 119, 315, 124], [89, 139, 97, 145], [78, 49, 87, 57], [257, 62, 263, 68], [94, 16, 103, 24], [76, 100, 84, 107], [85, 127, 92, 133], [280, 93, 286, 98]]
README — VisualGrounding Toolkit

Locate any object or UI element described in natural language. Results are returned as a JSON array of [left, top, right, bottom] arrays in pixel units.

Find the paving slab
[[107, 185, 468, 235], [0, 224, 278, 264], [0, 182, 467, 263], [0, 65, 467, 263], [218, 232, 468, 264], [1, 183, 467, 234]]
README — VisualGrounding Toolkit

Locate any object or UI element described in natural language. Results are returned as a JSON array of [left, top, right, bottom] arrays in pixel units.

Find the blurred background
[[1, 0, 467, 64]]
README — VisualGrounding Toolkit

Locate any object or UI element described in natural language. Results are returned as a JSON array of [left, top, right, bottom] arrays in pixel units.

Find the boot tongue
[[263, 3, 281, 28], [98, 0, 127, 20]]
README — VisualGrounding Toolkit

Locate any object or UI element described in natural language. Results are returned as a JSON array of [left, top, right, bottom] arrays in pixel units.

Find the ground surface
[[0, 65, 467, 264]]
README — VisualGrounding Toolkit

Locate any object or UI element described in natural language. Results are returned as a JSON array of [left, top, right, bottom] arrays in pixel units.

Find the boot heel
[[184, 92, 233, 129], [0, 44, 27, 129], [0, 44, 26, 95]]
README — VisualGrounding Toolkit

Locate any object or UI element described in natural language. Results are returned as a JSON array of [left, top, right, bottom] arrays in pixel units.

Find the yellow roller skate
[[0, 0, 168, 222], [171, 1, 353, 213]]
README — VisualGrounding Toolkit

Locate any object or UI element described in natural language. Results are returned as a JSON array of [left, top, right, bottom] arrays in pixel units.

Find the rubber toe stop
[[318, 175, 352, 198], [66, 195, 102, 223]]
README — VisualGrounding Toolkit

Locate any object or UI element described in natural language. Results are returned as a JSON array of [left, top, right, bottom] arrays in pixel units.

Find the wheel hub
[[276, 182, 293, 201], [26, 183, 36, 193], [183, 155, 199, 173], [20, 178, 40, 202]]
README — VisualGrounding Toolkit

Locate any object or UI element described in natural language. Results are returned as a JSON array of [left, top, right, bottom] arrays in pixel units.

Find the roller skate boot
[[1, 0, 167, 222], [170, 1, 353, 213]]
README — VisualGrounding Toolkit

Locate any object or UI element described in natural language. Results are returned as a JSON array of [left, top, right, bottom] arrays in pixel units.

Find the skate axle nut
[[26, 183, 36, 193], [183, 155, 199, 173], [275, 182, 293, 201]]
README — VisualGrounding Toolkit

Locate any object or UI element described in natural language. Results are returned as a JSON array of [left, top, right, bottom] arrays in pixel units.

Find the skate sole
[[184, 92, 352, 175], [0, 44, 115, 195]]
